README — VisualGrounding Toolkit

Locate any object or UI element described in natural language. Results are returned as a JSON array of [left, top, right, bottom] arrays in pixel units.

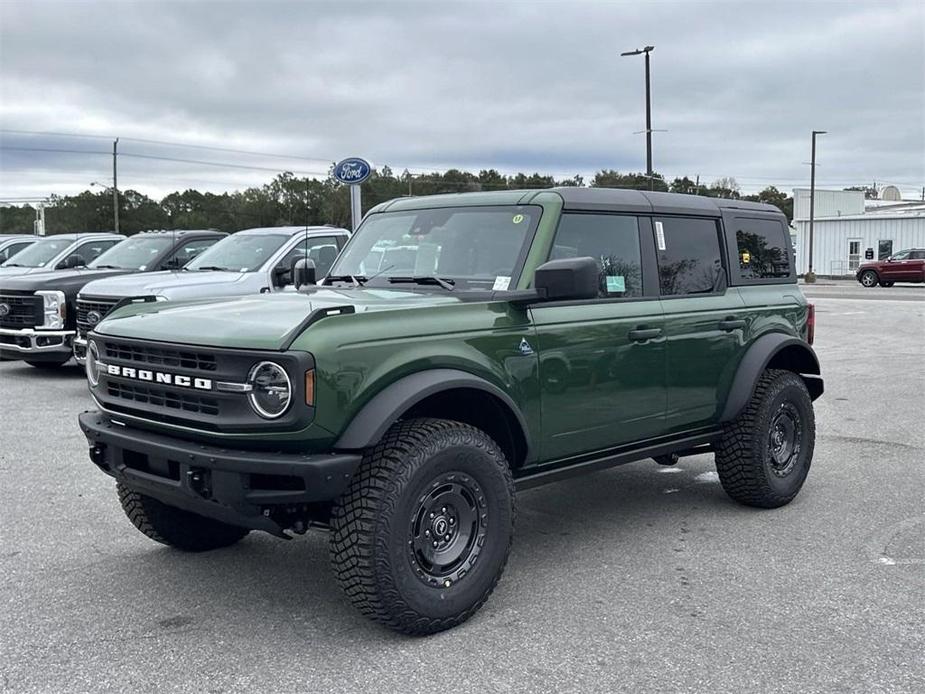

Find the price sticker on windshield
[[493, 276, 511, 291]]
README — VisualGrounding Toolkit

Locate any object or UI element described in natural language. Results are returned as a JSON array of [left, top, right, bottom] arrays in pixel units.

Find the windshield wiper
[[387, 276, 456, 291], [325, 274, 367, 287], [196, 265, 232, 272], [2, 263, 24, 267], [92, 264, 123, 269]]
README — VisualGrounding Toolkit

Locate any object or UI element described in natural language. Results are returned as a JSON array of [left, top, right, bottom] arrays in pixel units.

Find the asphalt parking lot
[[1, 282, 923, 694]]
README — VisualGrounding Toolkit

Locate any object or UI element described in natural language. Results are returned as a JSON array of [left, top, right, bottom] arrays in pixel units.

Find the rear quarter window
[[734, 217, 792, 280]]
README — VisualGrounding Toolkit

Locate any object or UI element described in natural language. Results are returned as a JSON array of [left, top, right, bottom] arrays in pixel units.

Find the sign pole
[[350, 185, 362, 232]]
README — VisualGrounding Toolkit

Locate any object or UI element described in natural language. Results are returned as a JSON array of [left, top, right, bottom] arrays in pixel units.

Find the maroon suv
[[856, 249, 925, 287]]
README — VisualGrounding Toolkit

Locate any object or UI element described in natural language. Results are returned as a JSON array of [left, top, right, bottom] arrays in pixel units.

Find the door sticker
[[655, 221, 666, 251], [492, 275, 511, 291], [606, 275, 626, 293]]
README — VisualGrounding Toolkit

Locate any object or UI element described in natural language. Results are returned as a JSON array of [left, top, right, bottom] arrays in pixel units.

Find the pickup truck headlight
[[246, 361, 292, 419], [36, 290, 65, 329], [86, 340, 102, 386]]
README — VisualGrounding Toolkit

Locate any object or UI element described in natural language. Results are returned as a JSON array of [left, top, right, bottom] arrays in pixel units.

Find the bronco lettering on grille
[[105, 364, 213, 390]]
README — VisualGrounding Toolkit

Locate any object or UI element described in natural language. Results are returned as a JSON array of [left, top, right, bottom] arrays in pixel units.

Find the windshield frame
[[0, 236, 75, 268], [88, 235, 174, 270], [327, 204, 543, 291]]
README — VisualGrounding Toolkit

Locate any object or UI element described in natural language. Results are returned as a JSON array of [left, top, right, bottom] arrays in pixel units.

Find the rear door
[[656, 216, 745, 433], [531, 212, 666, 461]]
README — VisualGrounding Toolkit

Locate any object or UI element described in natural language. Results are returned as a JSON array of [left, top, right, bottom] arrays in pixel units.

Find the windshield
[[88, 236, 173, 270], [0, 236, 71, 268], [329, 205, 540, 290], [185, 233, 290, 272]]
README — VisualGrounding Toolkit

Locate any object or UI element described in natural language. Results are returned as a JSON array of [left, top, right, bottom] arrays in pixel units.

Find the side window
[[163, 238, 217, 268], [911, 251, 925, 260], [76, 240, 119, 264], [276, 236, 340, 282], [0, 242, 30, 262], [734, 218, 791, 279], [548, 213, 642, 298], [654, 217, 724, 296]]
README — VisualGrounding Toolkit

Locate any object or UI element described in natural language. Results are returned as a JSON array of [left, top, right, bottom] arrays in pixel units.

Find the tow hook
[[89, 443, 108, 470], [187, 468, 212, 498]]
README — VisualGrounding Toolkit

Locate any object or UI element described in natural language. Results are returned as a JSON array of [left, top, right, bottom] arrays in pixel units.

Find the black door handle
[[628, 327, 662, 342], [719, 317, 746, 331]]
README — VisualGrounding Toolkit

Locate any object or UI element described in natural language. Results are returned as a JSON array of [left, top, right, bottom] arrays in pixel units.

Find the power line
[[0, 128, 336, 165]]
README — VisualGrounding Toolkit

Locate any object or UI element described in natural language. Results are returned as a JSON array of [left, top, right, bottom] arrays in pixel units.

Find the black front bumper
[[78, 411, 362, 535]]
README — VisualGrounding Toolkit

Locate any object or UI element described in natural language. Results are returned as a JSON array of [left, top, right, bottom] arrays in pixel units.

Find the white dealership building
[[791, 187, 925, 277]]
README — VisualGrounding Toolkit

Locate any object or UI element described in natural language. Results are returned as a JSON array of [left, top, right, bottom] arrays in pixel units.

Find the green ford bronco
[[79, 188, 822, 634]]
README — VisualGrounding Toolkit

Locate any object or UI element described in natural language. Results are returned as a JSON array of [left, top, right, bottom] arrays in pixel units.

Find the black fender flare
[[720, 334, 823, 423], [334, 368, 531, 455]]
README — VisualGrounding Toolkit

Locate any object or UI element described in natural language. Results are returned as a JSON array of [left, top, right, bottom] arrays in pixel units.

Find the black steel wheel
[[330, 418, 514, 635], [715, 369, 815, 508], [860, 270, 879, 287]]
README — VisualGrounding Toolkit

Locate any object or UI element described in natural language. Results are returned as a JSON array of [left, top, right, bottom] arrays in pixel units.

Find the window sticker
[[512, 214, 524, 224], [655, 221, 666, 251], [606, 275, 626, 293], [492, 275, 511, 291]]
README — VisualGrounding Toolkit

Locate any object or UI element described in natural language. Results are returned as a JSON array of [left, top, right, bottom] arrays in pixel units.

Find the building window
[[878, 240, 893, 260]]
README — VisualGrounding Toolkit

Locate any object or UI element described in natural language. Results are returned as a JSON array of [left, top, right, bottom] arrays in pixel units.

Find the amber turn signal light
[[305, 369, 315, 407]]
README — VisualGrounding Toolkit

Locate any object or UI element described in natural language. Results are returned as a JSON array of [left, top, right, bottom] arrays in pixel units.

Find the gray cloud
[[1, 0, 923, 201]]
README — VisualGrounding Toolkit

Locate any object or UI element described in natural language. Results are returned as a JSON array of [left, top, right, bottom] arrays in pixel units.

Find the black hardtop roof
[[550, 187, 782, 216]]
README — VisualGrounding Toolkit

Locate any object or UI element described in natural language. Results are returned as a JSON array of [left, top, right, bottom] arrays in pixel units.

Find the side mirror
[[60, 254, 85, 269], [293, 258, 316, 289], [533, 257, 599, 302], [165, 255, 189, 270]]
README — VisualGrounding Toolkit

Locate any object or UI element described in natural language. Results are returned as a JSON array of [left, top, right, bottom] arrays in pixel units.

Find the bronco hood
[[94, 287, 462, 350]]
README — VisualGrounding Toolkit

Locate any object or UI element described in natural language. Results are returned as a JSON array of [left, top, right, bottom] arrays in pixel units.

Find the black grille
[[102, 340, 217, 372], [107, 381, 220, 416], [0, 293, 40, 328], [76, 297, 119, 334]]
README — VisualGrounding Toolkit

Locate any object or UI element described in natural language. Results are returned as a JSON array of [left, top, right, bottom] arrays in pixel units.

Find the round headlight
[[86, 340, 102, 387], [247, 361, 292, 419]]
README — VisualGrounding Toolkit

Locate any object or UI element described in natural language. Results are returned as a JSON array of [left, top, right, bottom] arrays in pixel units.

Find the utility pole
[[621, 45, 655, 190], [806, 130, 826, 284], [112, 138, 120, 233]]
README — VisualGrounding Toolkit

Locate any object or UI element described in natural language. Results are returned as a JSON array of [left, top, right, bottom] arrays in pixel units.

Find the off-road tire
[[117, 483, 249, 551], [714, 369, 815, 509], [859, 270, 879, 287], [330, 418, 515, 635], [25, 358, 70, 368]]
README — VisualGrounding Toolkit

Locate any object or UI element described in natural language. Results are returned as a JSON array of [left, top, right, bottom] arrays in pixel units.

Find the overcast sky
[[1, 0, 923, 202]]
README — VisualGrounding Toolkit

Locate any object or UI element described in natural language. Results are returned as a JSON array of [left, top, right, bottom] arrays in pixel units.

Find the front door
[[656, 216, 746, 433], [847, 239, 862, 274], [531, 212, 666, 461]]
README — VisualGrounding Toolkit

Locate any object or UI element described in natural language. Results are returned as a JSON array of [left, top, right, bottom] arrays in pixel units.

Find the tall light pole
[[112, 138, 120, 234], [806, 130, 826, 283], [621, 45, 655, 189]]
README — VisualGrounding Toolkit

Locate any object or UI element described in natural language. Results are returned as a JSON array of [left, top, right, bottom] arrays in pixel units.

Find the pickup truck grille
[[89, 335, 313, 434], [76, 296, 120, 337], [0, 293, 40, 329]]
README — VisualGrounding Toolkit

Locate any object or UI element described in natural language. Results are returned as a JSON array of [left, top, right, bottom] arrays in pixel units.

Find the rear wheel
[[859, 270, 879, 287], [330, 418, 515, 635], [714, 369, 815, 508], [117, 483, 249, 551]]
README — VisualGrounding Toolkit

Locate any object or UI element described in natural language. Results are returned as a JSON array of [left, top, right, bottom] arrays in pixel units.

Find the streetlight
[[621, 45, 655, 190], [806, 130, 826, 284]]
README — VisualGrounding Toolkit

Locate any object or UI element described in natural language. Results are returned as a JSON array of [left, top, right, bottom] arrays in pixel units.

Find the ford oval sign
[[333, 158, 372, 185]]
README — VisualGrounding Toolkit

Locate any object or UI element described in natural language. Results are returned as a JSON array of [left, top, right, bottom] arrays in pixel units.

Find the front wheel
[[714, 369, 815, 508], [859, 270, 879, 287], [25, 357, 71, 368], [330, 418, 515, 635]]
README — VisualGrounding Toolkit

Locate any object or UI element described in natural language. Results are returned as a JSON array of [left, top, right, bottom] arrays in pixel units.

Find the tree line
[[0, 167, 794, 235]]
